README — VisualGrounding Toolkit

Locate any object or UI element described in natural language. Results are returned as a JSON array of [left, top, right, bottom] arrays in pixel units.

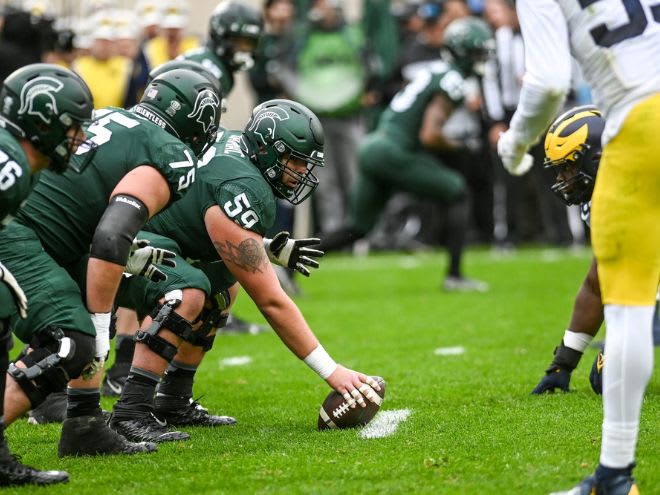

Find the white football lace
[[332, 402, 350, 419]]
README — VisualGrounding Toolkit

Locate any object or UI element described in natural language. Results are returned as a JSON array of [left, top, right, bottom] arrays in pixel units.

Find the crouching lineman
[[1, 68, 221, 458], [531, 106, 605, 394], [0, 64, 94, 486], [531, 106, 659, 396], [108, 99, 381, 442]]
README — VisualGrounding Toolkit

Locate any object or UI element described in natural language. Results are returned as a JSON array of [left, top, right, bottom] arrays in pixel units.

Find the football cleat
[[549, 472, 639, 495], [154, 395, 237, 427], [58, 415, 157, 457], [221, 314, 270, 335], [109, 413, 190, 443], [442, 276, 489, 293], [532, 366, 572, 394], [0, 440, 69, 486], [589, 351, 604, 395], [101, 374, 128, 397], [27, 391, 67, 424]]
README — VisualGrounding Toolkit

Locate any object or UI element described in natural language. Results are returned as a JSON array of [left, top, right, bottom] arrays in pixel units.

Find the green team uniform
[[116, 129, 276, 316], [0, 106, 198, 343], [0, 127, 34, 323], [347, 62, 467, 234], [181, 48, 235, 97]]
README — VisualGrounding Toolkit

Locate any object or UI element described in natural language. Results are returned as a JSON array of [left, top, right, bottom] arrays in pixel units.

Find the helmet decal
[[248, 107, 290, 145], [166, 100, 182, 116], [186, 89, 221, 133], [18, 76, 64, 124], [2, 96, 13, 115]]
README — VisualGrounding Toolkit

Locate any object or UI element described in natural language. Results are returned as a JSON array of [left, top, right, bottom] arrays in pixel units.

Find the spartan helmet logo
[[248, 107, 290, 145], [18, 76, 64, 124], [187, 90, 220, 133]]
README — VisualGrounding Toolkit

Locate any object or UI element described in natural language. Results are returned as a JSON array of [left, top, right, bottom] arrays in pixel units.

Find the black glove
[[531, 366, 572, 394]]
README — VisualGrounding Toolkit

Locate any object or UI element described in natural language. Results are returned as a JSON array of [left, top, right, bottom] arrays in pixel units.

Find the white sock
[[600, 304, 655, 468], [563, 329, 593, 352]]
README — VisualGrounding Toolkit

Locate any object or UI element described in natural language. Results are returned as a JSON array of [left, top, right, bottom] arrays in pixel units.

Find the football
[[317, 376, 386, 430]]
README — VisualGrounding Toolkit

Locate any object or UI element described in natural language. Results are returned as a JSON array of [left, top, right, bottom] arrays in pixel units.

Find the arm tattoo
[[213, 237, 269, 274]]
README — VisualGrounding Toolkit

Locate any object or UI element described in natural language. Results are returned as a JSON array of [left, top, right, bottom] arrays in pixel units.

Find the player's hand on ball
[[325, 365, 382, 408], [125, 238, 176, 282]]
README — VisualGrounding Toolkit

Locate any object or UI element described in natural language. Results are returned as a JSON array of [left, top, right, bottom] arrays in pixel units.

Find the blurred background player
[[320, 17, 492, 292], [182, 0, 263, 98]]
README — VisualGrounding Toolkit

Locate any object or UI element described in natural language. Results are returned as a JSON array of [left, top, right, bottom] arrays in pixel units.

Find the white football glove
[[0, 261, 27, 319], [264, 231, 324, 277], [125, 238, 176, 283], [82, 312, 111, 380], [497, 129, 534, 176]]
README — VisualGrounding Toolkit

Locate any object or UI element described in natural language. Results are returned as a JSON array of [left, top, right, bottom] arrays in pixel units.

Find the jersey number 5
[[223, 193, 258, 229], [579, 0, 660, 47]]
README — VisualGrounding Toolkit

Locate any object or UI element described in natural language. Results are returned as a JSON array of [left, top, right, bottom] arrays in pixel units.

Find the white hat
[[114, 9, 140, 40], [90, 9, 116, 40], [136, 0, 163, 28], [160, 0, 189, 29]]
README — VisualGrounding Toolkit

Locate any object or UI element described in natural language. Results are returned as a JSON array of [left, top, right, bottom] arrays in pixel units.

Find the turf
[[5, 247, 660, 494]]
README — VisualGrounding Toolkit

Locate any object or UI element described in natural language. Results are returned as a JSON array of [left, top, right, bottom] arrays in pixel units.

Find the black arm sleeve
[[89, 194, 149, 265]]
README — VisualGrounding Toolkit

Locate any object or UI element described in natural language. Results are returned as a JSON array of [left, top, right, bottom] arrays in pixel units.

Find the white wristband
[[303, 345, 337, 379]]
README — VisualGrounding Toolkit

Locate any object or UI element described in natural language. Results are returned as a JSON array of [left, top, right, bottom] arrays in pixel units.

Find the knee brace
[[135, 293, 193, 362], [189, 290, 230, 351], [7, 326, 75, 407]]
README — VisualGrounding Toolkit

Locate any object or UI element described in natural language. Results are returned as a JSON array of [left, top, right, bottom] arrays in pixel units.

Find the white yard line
[[219, 356, 252, 367], [434, 346, 465, 356], [360, 409, 412, 439]]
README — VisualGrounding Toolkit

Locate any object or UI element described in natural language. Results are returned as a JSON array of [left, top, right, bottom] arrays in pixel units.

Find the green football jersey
[[0, 127, 33, 226], [181, 47, 235, 96], [15, 107, 198, 266], [145, 129, 276, 263], [378, 62, 466, 148]]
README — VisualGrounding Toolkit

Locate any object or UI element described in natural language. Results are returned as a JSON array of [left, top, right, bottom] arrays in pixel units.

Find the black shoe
[[550, 472, 638, 494], [154, 395, 237, 427], [27, 390, 67, 424], [110, 413, 190, 443], [221, 314, 270, 335], [102, 373, 128, 397], [58, 415, 157, 457], [0, 441, 68, 486]]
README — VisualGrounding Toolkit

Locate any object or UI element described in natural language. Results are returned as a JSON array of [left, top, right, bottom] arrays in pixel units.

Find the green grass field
[[5, 248, 660, 494]]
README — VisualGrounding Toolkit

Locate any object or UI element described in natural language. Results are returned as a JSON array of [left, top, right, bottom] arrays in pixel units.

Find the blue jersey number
[[578, 0, 660, 47]]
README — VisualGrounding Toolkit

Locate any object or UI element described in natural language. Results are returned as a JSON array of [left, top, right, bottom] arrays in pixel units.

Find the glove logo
[[187, 89, 221, 133], [18, 76, 64, 124], [247, 107, 290, 145]]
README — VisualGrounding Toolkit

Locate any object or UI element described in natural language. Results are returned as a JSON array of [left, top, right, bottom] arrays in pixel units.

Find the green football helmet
[[442, 17, 495, 77], [135, 68, 222, 157], [208, 0, 263, 71], [0, 63, 94, 172], [148, 60, 223, 96], [243, 99, 324, 205]]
